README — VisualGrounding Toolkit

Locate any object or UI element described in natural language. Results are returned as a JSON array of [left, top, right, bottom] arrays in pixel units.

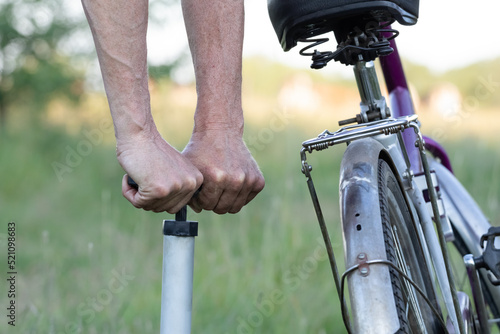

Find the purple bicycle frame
[[379, 33, 454, 173]]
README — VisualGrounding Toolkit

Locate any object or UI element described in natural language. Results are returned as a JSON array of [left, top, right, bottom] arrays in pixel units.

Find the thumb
[[122, 174, 140, 207]]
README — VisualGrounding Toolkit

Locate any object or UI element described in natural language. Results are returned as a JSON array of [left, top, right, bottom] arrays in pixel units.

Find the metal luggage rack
[[301, 114, 419, 155], [298, 115, 423, 333]]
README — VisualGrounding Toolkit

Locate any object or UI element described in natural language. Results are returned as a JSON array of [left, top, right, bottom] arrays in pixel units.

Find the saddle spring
[[299, 21, 399, 68]]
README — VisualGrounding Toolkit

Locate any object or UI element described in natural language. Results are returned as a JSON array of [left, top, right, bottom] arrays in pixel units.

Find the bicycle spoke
[[391, 224, 428, 334]]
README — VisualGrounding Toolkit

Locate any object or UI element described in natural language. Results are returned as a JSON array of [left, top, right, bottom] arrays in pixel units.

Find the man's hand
[[118, 132, 203, 214], [182, 129, 265, 214], [181, 0, 263, 214]]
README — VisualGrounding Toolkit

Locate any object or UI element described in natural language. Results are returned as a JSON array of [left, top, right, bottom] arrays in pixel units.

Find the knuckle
[[187, 175, 200, 191], [170, 180, 184, 193], [166, 206, 180, 215], [152, 186, 171, 199], [233, 171, 246, 184], [224, 171, 246, 191], [152, 181, 182, 198], [255, 176, 265, 191], [228, 207, 241, 214], [246, 172, 265, 190], [198, 197, 216, 211], [214, 207, 229, 215], [209, 168, 226, 183], [195, 174, 204, 188]]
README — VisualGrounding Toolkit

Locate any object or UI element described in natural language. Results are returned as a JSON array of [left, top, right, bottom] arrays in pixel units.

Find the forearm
[[181, 0, 245, 134], [82, 0, 156, 143]]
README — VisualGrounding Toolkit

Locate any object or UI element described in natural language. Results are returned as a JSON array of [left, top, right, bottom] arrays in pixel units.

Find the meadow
[[1, 64, 500, 334]]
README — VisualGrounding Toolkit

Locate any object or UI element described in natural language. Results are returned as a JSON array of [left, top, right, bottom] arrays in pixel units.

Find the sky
[[244, 0, 500, 72], [147, 0, 500, 81]]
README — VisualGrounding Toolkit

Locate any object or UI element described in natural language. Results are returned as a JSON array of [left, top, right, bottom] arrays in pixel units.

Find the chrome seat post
[[339, 61, 391, 125], [355, 61, 390, 121]]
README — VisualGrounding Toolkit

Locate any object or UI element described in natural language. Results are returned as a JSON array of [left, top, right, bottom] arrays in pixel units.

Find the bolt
[[358, 253, 367, 260], [403, 170, 414, 180], [359, 267, 369, 276]]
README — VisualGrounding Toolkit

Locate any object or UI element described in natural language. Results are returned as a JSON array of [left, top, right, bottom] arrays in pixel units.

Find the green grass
[[1, 122, 499, 333]]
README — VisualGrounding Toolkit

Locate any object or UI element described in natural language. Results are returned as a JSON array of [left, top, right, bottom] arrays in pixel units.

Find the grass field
[[2, 119, 499, 334], [1, 107, 499, 333]]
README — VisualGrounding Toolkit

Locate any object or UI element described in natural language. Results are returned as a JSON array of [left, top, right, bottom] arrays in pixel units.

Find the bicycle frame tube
[[380, 33, 456, 176], [379, 33, 423, 173]]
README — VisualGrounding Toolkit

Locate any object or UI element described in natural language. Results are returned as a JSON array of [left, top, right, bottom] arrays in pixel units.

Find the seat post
[[339, 61, 390, 125], [354, 61, 389, 119]]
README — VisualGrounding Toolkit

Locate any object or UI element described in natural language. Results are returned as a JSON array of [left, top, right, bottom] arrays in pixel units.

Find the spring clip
[[382, 125, 404, 135]]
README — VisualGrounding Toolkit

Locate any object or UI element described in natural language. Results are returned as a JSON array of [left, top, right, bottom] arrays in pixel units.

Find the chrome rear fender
[[340, 138, 401, 333]]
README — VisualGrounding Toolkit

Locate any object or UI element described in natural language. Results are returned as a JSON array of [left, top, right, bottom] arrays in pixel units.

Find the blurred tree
[[0, 0, 184, 130], [0, 0, 88, 129], [147, 0, 189, 82]]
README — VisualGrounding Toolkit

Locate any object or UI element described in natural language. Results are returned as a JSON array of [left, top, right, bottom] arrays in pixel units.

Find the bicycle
[[267, 1, 500, 333]]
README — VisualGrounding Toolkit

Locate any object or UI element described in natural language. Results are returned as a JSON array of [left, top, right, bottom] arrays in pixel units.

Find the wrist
[[193, 119, 244, 138], [193, 104, 244, 136], [115, 120, 160, 148], [193, 118, 244, 132]]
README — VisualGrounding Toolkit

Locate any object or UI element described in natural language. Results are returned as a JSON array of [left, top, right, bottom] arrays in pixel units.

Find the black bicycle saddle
[[268, 0, 419, 51]]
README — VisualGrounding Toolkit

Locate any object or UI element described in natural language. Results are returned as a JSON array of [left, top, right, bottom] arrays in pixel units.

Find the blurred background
[[1, 0, 499, 333]]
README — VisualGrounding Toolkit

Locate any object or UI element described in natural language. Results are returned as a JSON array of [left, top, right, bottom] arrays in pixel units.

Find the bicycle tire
[[377, 159, 441, 333], [340, 139, 442, 333]]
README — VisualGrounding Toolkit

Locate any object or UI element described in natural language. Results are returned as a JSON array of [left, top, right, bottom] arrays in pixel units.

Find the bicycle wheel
[[340, 139, 441, 333], [431, 159, 500, 331]]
